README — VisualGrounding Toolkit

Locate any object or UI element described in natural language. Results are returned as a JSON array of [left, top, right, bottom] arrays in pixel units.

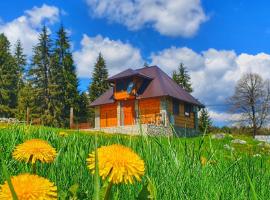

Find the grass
[[0, 124, 270, 199]]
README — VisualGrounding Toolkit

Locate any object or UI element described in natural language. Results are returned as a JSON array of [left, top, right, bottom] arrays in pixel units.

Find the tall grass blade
[[93, 134, 100, 200]]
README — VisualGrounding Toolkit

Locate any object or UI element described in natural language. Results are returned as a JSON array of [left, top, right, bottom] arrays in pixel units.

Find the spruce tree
[[89, 53, 109, 102], [17, 82, 35, 120], [199, 108, 212, 132], [0, 34, 18, 117], [29, 26, 54, 125], [172, 63, 193, 93], [52, 25, 80, 126], [13, 40, 28, 120], [14, 40, 26, 90]]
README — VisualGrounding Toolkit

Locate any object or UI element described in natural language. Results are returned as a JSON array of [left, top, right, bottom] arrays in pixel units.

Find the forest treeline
[[0, 25, 110, 127]]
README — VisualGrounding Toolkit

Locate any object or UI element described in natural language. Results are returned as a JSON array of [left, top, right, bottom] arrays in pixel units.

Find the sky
[[1, 0, 270, 126]]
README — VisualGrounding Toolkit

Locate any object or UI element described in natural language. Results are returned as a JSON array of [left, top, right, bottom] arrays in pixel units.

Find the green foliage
[[13, 40, 26, 90], [172, 63, 193, 93], [199, 108, 212, 133], [53, 25, 80, 126], [26, 25, 81, 127], [89, 53, 109, 102], [0, 34, 19, 117], [16, 83, 35, 120], [29, 26, 54, 125], [77, 92, 91, 123], [137, 177, 157, 200]]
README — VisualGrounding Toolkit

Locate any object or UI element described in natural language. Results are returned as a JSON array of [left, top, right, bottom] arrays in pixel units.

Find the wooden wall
[[100, 103, 117, 128], [167, 98, 195, 129], [138, 98, 161, 125]]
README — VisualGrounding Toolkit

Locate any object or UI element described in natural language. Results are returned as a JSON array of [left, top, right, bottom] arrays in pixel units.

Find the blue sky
[[1, 0, 270, 126]]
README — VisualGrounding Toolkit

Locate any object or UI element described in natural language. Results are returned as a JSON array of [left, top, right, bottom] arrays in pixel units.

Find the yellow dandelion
[[0, 173, 57, 200], [58, 131, 68, 137], [12, 139, 57, 164], [200, 156, 207, 166], [87, 144, 145, 184]]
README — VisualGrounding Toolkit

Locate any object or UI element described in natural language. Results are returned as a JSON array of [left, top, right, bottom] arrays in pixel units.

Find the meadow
[[0, 124, 270, 199]]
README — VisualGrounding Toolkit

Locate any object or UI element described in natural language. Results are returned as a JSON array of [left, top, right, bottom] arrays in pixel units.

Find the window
[[115, 78, 133, 92], [116, 80, 125, 92], [173, 99, 179, 115], [184, 104, 192, 117]]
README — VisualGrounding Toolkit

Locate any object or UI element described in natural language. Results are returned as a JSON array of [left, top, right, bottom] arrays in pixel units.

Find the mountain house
[[90, 66, 204, 136]]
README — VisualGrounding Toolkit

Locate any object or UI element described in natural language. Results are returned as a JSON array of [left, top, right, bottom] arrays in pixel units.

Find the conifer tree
[[16, 82, 35, 120], [29, 26, 54, 125], [89, 53, 109, 102], [199, 108, 212, 132], [0, 34, 18, 117], [52, 25, 80, 126], [14, 40, 26, 90], [172, 63, 193, 93]]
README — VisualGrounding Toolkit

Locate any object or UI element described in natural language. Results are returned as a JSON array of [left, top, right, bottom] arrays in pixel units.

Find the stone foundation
[[91, 124, 200, 137]]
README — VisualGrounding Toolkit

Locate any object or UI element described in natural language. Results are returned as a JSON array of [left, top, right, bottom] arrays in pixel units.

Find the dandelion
[[87, 144, 145, 184], [12, 139, 57, 164], [0, 173, 57, 199], [200, 156, 207, 166], [58, 131, 68, 137]]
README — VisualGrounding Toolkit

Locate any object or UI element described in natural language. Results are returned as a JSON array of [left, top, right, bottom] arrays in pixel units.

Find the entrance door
[[122, 100, 135, 125]]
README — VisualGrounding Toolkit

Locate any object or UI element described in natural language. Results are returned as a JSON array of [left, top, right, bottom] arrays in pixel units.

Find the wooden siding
[[100, 103, 117, 127], [122, 100, 135, 125], [138, 98, 161, 124], [168, 98, 195, 129]]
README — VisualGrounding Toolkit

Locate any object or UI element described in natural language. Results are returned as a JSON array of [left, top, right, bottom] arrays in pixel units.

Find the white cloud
[[151, 47, 270, 124], [73, 34, 144, 77], [86, 0, 207, 37], [0, 4, 60, 56], [208, 110, 242, 125]]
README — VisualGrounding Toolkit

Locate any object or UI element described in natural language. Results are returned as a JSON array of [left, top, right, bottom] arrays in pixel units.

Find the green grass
[[0, 124, 270, 199]]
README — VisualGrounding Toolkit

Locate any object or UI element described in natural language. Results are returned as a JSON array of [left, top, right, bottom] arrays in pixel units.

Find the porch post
[[161, 97, 168, 127], [194, 106, 199, 131], [117, 101, 121, 126], [95, 106, 100, 129], [135, 99, 139, 124]]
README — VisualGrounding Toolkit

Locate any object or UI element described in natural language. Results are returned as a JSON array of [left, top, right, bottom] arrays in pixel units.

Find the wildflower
[[87, 144, 145, 184], [200, 156, 207, 166], [12, 139, 57, 164], [58, 131, 68, 137], [0, 173, 57, 199]]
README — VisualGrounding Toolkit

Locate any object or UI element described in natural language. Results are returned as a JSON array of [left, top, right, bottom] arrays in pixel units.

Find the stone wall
[[93, 124, 200, 137]]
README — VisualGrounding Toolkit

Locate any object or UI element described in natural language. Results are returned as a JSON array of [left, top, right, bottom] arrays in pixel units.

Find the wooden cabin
[[90, 66, 204, 135]]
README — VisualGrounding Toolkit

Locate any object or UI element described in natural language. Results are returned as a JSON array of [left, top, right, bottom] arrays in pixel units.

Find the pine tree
[[14, 40, 26, 90], [0, 34, 18, 117], [29, 26, 54, 125], [199, 108, 212, 132], [89, 53, 109, 102], [52, 25, 80, 127], [172, 63, 193, 93]]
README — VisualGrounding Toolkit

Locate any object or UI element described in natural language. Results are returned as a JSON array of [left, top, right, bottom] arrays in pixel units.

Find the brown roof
[[108, 68, 152, 81], [90, 66, 204, 107]]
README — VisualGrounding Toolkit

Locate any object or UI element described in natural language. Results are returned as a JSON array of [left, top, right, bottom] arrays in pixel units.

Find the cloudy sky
[[1, 0, 270, 126]]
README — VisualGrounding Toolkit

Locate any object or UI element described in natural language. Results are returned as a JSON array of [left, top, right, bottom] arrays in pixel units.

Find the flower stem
[[32, 162, 36, 174], [0, 150, 18, 200]]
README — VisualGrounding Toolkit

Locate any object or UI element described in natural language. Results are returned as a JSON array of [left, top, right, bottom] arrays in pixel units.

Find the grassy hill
[[0, 124, 270, 199]]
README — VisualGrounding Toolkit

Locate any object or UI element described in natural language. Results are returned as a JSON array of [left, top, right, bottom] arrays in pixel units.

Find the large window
[[115, 78, 133, 92], [184, 103, 192, 117], [173, 99, 179, 115]]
